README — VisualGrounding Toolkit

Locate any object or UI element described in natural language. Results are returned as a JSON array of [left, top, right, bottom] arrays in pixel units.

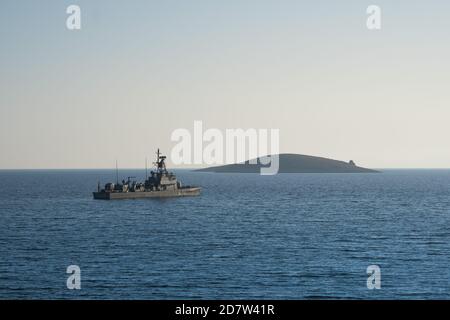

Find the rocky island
[[196, 153, 378, 173]]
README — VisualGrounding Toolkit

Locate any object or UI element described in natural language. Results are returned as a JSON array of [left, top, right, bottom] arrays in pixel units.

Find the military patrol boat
[[93, 149, 201, 200]]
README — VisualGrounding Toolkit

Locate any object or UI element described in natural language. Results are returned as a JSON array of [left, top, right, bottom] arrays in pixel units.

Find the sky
[[0, 0, 449, 169]]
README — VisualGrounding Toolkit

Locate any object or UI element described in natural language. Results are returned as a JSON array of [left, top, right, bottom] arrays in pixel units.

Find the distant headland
[[196, 154, 378, 173]]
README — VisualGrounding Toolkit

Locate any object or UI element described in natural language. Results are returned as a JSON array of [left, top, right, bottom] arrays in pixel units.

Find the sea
[[0, 169, 449, 299]]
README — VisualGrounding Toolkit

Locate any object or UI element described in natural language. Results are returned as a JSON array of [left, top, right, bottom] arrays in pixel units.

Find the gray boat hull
[[93, 187, 201, 200]]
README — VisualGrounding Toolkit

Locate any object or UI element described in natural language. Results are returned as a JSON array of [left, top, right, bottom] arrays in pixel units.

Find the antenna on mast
[[145, 157, 148, 180], [115, 159, 119, 184]]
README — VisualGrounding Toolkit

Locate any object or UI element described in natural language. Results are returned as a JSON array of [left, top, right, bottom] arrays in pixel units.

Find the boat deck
[[93, 187, 201, 200]]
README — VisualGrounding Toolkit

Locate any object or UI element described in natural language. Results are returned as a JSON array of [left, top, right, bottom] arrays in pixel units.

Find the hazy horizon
[[1, 0, 450, 169]]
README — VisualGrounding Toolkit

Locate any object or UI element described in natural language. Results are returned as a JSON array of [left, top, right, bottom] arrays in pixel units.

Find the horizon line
[[1, 167, 450, 171]]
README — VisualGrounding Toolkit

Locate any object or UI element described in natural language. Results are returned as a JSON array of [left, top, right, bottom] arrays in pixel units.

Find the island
[[195, 153, 378, 173]]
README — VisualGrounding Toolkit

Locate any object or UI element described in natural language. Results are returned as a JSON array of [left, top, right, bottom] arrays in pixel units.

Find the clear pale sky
[[1, 0, 449, 169]]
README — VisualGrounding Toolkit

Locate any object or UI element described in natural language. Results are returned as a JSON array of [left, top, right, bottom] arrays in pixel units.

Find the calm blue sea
[[0, 169, 449, 299]]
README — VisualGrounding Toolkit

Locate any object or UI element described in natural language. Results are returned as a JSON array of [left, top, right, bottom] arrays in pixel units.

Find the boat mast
[[115, 160, 119, 184], [154, 148, 160, 172], [145, 157, 148, 180]]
